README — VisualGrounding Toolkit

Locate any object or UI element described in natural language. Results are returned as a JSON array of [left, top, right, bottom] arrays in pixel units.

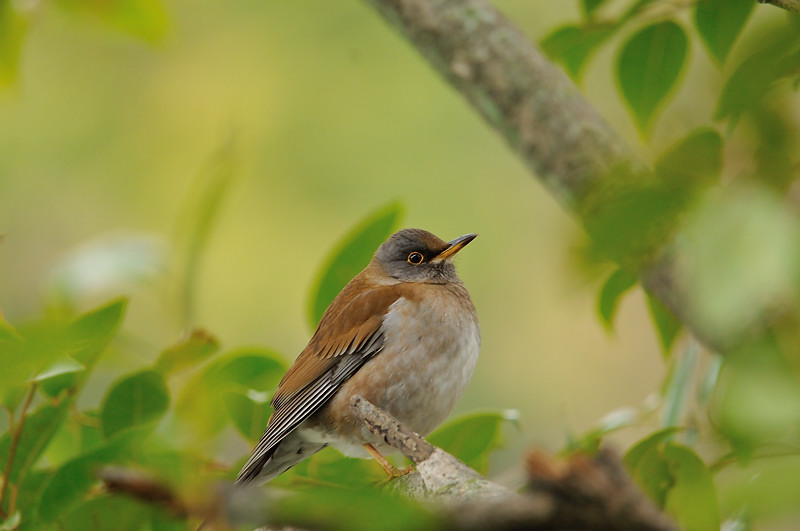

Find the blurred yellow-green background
[[5, 0, 776, 473]]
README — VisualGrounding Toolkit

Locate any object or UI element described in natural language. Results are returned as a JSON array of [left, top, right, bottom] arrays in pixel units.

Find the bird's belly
[[301, 292, 480, 458]]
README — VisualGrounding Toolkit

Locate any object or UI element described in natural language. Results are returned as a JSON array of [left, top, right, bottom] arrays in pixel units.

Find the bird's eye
[[407, 252, 424, 265]]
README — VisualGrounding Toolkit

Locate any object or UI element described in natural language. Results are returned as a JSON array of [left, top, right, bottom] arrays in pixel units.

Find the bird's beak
[[433, 233, 477, 262]]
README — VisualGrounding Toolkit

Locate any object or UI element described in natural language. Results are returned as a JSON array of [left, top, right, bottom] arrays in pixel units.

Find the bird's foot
[[363, 443, 413, 479]]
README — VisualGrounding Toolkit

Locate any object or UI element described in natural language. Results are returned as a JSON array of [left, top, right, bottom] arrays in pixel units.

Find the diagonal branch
[[759, 0, 800, 15], [365, 0, 739, 351]]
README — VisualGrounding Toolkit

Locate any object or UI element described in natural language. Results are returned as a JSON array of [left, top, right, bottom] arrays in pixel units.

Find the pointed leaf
[[617, 21, 688, 134], [646, 292, 682, 356], [0, 399, 71, 485], [100, 370, 169, 438], [154, 329, 219, 376], [597, 267, 638, 330], [428, 410, 519, 473], [694, 0, 754, 64], [175, 348, 285, 438], [541, 24, 615, 81], [308, 202, 403, 328]]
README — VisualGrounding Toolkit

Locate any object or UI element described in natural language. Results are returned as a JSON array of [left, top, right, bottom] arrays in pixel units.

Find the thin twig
[[0, 384, 37, 517]]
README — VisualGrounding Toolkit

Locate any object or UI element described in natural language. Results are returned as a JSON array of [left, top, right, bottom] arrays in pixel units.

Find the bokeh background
[[2, 1, 786, 475]]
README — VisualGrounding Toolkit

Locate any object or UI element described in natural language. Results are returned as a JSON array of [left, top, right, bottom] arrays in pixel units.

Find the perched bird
[[236, 228, 480, 485]]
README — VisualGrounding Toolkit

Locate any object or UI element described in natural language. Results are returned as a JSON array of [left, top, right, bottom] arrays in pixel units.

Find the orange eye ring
[[407, 252, 424, 265]]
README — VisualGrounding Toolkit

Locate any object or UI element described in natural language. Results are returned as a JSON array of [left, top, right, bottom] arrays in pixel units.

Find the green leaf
[[541, 24, 615, 81], [655, 128, 723, 187], [597, 267, 637, 330], [54, 0, 168, 43], [0, 1, 27, 85], [567, 405, 640, 453], [662, 444, 720, 531], [646, 292, 682, 356], [59, 495, 151, 531], [66, 297, 127, 370], [428, 410, 519, 473], [0, 399, 71, 485], [36, 430, 144, 523], [154, 329, 219, 376], [223, 387, 270, 443], [33, 357, 86, 398], [307, 201, 403, 329], [174, 348, 286, 438], [617, 21, 688, 134], [581, 0, 607, 18], [273, 448, 383, 489], [694, 0, 754, 64], [624, 427, 682, 506], [100, 370, 169, 439], [714, 40, 800, 122]]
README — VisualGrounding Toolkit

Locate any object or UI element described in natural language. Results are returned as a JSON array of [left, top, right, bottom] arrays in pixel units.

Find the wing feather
[[235, 279, 402, 485]]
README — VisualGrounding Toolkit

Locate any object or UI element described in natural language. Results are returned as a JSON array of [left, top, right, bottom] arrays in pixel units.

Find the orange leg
[[363, 444, 413, 478]]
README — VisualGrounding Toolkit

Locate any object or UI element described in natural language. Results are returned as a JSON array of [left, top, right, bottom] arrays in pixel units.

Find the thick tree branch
[[365, 0, 742, 351], [759, 0, 800, 15], [350, 395, 677, 530]]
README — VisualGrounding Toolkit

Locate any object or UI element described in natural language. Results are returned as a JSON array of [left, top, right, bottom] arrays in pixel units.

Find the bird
[[235, 228, 480, 485]]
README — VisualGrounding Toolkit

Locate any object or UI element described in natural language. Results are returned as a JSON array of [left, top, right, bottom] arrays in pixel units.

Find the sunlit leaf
[[617, 21, 688, 134], [223, 387, 270, 443], [694, 0, 754, 64], [174, 348, 285, 438], [597, 267, 637, 330], [541, 24, 615, 81], [100, 370, 169, 439], [308, 201, 403, 329], [154, 329, 219, 377], [0, 511, 20, 530], [646, 292, 682, 356], [0, 399, 71, 485], [428, 410, 519, 473]]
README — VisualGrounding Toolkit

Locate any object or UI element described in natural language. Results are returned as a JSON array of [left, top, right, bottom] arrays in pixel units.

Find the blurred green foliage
[[1, 0, 800, 529]]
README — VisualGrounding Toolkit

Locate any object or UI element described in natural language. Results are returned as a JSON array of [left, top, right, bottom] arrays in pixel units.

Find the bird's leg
[[363, 444, 413, 478]]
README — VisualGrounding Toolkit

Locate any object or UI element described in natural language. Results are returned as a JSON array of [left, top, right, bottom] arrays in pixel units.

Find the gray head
[[375, 228, 477, 283]]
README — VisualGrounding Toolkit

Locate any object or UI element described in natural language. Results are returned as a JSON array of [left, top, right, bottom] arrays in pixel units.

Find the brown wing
[[235, 276, 402, 484]]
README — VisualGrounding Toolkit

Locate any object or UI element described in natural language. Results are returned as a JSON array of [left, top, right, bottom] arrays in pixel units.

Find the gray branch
[[365, 0, 746, 351], [350, 395, 677, 530], [759, 0, 800, 15]]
